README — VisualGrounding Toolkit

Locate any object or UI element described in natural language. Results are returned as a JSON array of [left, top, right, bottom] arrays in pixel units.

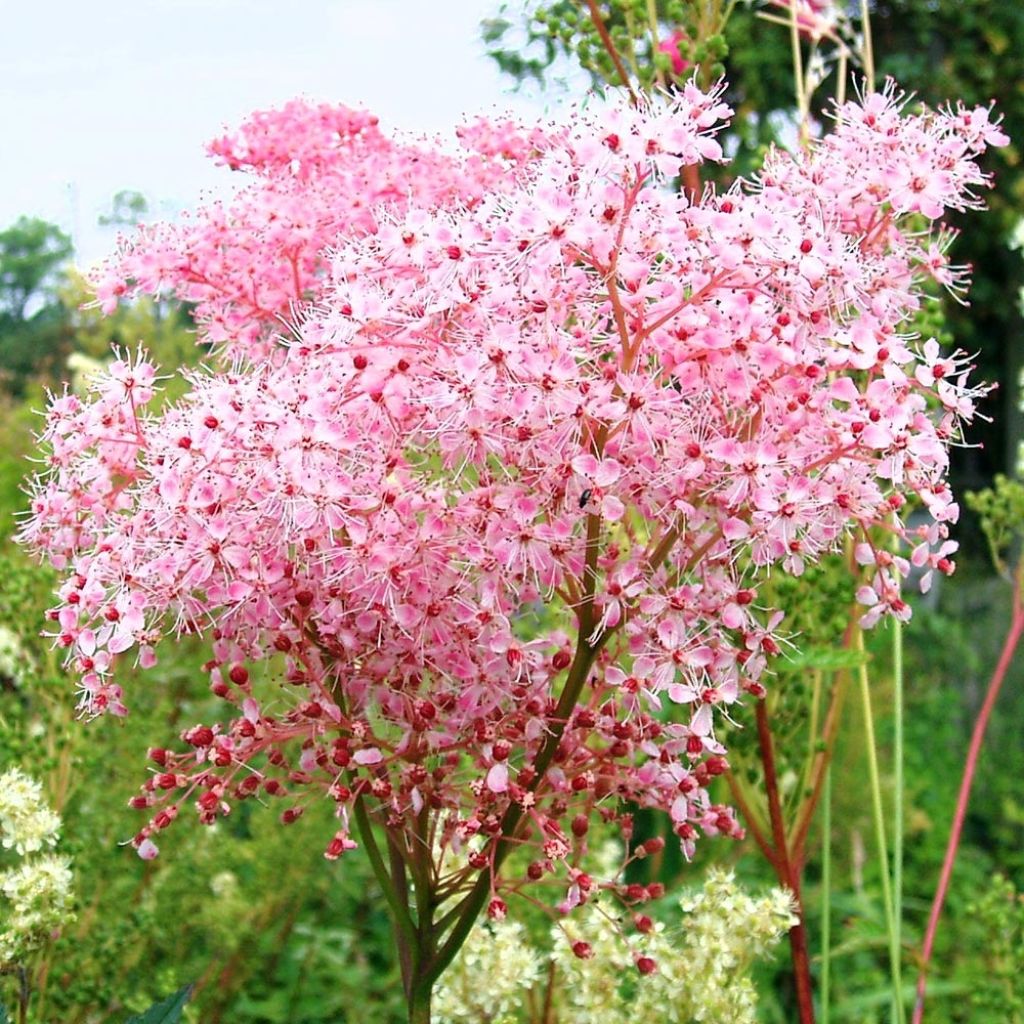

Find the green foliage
[[0, 219, 72, 324], [99, 191, 149, 230], [968, 875, 1024, 1021], [484, 0, 734, 95], [0, 218, 74, 398], [57, 270, 202, 405], [124, 986, 192, 1024], [966, 475, 1024, 576]]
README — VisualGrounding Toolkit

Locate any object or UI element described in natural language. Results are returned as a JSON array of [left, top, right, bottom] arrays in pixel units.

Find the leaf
[[783, 646, 868, 672], [0, 1003, 9, 1024], [125, 985, 194, 1024]]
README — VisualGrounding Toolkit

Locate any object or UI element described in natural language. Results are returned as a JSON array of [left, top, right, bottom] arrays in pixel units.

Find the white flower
[[0, 855, 75, 963], [0, 768, 61, 855], [434, 918, 543, 1023], [435, 865, 795, 1024]]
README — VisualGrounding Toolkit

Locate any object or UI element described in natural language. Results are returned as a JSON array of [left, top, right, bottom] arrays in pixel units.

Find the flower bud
[[636, 955, 657, 975]]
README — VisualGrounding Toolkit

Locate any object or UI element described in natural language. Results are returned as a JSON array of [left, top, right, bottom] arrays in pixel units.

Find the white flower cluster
[[434, 918, 544, 1024], [0, 856, 75, 964], [0, 768, 74, 964], [0, 769, 61, 855], [435, 868, 796, 1024], [662, 868, 800, 1024]]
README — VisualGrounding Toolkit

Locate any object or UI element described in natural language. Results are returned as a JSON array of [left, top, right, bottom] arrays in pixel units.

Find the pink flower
[[18, 81, 1006, 929], [658, 29, 691, 77]]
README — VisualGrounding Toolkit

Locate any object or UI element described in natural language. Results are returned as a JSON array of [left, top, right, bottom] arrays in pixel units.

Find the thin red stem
[[725, 769, 779, 872], [757, 701, 816, 1024], [584, 0, 638, 104], [911, 578, 1024, 1023]]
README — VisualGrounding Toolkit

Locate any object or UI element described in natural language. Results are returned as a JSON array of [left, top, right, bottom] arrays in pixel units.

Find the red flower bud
[[636, 956, 657, 975]]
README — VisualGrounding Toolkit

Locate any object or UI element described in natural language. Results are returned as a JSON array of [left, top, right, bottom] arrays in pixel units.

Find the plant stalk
[[821, 765, 832, 1024], [893, 613, 904, 1016], [912, 576, 1024, 1023], [856, 630, 905, 1024], [756, 700, 816, 1024]]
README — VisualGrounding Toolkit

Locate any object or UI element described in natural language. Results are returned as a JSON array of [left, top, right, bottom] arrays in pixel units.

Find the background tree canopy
[[0, 217, 73, 395]]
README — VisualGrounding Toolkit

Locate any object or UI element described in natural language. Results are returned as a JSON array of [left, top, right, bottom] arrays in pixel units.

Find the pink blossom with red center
[[20, 83, 1006, 919]]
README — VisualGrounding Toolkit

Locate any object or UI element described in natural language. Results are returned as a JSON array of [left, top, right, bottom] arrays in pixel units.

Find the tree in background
[[0, 217, 73, 396]]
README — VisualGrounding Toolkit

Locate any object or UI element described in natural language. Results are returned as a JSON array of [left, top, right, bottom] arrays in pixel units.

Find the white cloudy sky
[[2, 0, 554, 264]]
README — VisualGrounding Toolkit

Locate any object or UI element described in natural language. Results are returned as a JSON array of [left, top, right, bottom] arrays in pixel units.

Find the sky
[[1, 0, 552, 265]]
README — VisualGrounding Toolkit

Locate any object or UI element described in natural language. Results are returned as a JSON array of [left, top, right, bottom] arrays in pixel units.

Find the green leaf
[[783, 646, 868, 672], [124, 985, 194, 1024], [0, 1003, 10, 1024]]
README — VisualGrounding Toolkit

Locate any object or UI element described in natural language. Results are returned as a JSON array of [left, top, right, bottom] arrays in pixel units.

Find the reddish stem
[[756, 700, 816, 1024], [725, 769, 779, 872], [911, 578, 1024, 1023], [584, 0, 638, 104]]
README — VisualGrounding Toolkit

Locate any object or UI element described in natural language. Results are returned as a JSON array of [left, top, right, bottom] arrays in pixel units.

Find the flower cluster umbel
[[0, 768, 74, 964], [20, 82, 1005, 922]]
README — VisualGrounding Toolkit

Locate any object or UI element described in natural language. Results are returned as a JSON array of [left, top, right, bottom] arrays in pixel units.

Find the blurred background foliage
[[2, 1, 1024, 1021]]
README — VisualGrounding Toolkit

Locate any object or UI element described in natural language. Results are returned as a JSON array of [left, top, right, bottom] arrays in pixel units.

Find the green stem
[[19, 966, 28, 1024], [644, 0, 667, 91], [821, 766, 832, 1024], [428, 629, 602, 981], [788, 0, 808, 136], [428, 506, 609, 985], [892, 614, 904, 1016], [351, 793, 419, 971], [408, 982, 432, 1024], [856, 631, 905, 1024], [859, 0, 875, 91]]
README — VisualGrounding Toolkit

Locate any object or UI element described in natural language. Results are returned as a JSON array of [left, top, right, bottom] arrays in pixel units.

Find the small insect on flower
[[578, 488, 592, 509]]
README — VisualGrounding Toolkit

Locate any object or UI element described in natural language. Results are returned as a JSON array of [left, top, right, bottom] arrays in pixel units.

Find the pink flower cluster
[[22, 84, 1004, 915], [91, 99, 546, 358]]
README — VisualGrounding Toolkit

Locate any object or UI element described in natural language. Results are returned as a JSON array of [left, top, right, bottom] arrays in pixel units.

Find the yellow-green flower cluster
[[0, 768, 74, 964], [435, 868, 796, 1024], [0, 856, 75, 963], [0, 768, 61, 855], [434, 918, 544, 1024], [662, 868, 799, 1024]]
